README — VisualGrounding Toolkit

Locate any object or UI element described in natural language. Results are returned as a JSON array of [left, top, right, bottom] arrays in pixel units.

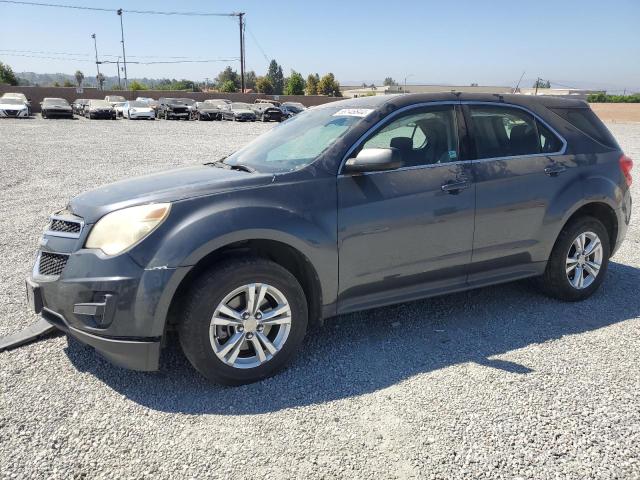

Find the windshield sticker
[[448, 150, 458, 159], [333, 108, 374, 118]]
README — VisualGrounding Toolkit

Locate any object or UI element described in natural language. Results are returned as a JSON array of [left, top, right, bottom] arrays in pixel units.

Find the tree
[[383, 77, 397, 86], [219, 80, 237, 93], [284, 70, 305, 95], [63, 79, 74, 87], [266, 60, 284, 95], [317, 73, 342, 96], [0, 61, 18, 86], [244, 70, 257, 90], [305, 73, 319, 95], [533, 78, 551, 89], [53, 81, 60, 87], [216, 66, 239, 89], [129, 80, 148, 91], [74, 70, 84, 87], [255, 76, 274, 94]]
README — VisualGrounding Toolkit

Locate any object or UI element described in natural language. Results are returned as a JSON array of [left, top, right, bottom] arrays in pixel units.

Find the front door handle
[[441, 180, 470, 194], [544, 164, 566, 177]]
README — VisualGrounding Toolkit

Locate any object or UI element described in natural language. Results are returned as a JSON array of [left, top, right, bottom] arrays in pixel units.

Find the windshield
[[205, 99, 226, 106], [179, 98, 196, 105], [43, 98, 69, 105], [232, 102, 251, 109], [285, 104, 304, 113], [1, 98, 25, 105], [107, 96, 126, 102], [91, 100, 111, 107], [225, 107, 364, 173], [128, 101, 147, 107], [3, 93, 27, 100]]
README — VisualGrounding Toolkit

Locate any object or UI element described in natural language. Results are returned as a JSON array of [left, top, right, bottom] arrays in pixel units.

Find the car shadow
[[64, 261, 640, 415]]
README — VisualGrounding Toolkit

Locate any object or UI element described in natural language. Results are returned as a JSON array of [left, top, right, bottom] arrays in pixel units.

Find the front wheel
[[539, 216, 610, 301], [179, 258, 308, 385]]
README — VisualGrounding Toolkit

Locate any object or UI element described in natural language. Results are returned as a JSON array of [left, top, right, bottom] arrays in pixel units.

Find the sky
[[1, 0, 639, 92]]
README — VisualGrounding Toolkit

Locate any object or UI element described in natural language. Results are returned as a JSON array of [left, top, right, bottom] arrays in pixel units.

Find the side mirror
[[343, 148, 403, 173]]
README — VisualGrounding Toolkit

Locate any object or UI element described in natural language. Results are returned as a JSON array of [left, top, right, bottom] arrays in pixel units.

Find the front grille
[[39, 252, 69, 276], [49, 218, 81, 234], [5, 110, 17, 116]]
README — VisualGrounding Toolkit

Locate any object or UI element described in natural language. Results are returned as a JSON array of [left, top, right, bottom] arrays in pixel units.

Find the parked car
[[26, 94, 632, 385], [72, 99, 89, 115], [178, 98, 197, 119], [136, 97, 159, 115], [195, 99, 226, 121], [157, 98, 191, 120], [281, 102, 306, 118], [84, 99, 116, 119], [0, 97, 30, 118], [254, 98, 281, 108], [2, 92, 32, 115], [122, 100, 155, 120], [221, 102, 257, 122], [251, 102, 284, 122], [40, 98, 73, 119], [104, 95, 126, 106]]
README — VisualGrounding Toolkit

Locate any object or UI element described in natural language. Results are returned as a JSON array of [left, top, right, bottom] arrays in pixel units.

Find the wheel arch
[[556, 201, 618, 254], [164, 238, 324, 333]]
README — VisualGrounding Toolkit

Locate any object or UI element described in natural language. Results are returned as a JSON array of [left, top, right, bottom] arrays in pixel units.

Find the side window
[[470, 106, 561, 159], [361, 107, 459, 167], [537, 120, 563, 153]]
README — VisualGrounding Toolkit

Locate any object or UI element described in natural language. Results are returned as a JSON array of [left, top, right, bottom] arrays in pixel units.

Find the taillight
[[620, 154, 633, 186]]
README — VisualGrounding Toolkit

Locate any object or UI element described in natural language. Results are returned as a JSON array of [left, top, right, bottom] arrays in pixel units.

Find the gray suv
[[26, 93, 633, 385]]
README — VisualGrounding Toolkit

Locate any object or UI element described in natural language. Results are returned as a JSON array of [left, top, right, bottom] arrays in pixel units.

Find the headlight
[[85, 203, 170, 256]]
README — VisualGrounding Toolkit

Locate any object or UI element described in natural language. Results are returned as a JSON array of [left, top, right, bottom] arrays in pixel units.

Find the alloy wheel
[[209, 283, 292, 369], [566, 231, 603, 289]]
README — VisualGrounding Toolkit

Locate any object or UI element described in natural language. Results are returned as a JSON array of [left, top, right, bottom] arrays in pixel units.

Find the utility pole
[[238, 12, 245, 93], [116, 57, 122, 89], [535, 77, 541, 96], [117, 9, 128, 90], [91, 33, 101, 90]]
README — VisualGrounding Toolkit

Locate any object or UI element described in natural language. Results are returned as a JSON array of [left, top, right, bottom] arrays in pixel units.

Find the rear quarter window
[[549, 107, 618, 149]]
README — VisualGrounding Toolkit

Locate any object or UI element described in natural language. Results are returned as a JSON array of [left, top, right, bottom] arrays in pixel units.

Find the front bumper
[[89, 110, 115, 119], [43, 109, 73, 118], [129, 112, 155, 119], [40, 305, 161, 371], [0, 109, 29, 118], [27, 220, 189, 371]]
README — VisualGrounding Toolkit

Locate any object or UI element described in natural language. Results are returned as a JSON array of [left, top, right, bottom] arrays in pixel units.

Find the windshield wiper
[[205, 158, 255, 173]]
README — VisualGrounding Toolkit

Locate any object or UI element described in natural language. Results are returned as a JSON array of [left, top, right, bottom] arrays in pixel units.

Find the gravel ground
[[0, 116, 639, 479]]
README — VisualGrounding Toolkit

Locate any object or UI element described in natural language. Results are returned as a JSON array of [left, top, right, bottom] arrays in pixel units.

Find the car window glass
[[470, 106, 542, 159], [537, 120, 563, 153], [361, 107, 459, 166]]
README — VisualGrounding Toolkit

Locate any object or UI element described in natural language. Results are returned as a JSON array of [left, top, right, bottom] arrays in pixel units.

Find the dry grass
[[591, 103, 640, 123]]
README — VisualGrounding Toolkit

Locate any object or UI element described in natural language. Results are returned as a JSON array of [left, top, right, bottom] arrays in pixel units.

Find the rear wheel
[[539, 216, 610, 301], [179, 258, 308, 385]]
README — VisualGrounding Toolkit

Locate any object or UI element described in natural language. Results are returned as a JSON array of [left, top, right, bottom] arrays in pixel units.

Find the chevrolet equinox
[[26, 93, 633, 385]]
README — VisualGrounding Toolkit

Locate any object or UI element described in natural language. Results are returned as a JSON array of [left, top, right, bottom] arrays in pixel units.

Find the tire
[[179, 257, 308, 385], [41, 111, 47, 119], [539, 216, 610, 301]]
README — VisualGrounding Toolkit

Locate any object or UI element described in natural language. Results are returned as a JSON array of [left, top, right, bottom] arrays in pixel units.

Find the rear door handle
[[441, 180, 470, 194], [544, 165, 566, 177]]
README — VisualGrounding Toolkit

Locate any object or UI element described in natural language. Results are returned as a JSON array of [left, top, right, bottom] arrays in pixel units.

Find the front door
[[337, 105, 476, 313]]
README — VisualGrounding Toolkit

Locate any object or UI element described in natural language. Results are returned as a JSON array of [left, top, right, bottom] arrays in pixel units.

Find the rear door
[[465, 103, 575, 283], [337, 104, 476, 313]]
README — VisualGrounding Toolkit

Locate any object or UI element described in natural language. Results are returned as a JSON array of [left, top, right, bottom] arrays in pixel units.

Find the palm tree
[[74, 70, 85, 87]]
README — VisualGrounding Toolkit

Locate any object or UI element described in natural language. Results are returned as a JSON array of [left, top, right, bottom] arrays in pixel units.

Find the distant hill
[[17, 72, 171, 89]]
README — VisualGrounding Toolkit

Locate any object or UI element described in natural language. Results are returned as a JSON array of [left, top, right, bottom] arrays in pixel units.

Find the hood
[[0, 102, 26, 110], [45, 104, 71, 109], [69, 165, 273, 222], [233, 108, 255, 115]]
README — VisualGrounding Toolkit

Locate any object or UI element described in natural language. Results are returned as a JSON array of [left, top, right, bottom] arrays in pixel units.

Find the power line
[[0, 0, 237, 16], [0, 52, 239, 64], [245, 22, 269, 63]]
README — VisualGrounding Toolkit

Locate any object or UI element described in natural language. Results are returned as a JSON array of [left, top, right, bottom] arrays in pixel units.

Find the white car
[[2, 92, 32, 115], [0, 97, 30, 118], [123, 100, 155, 120]]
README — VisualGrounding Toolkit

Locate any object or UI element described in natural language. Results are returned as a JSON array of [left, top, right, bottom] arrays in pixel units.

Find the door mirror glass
[[344, 148, 402, 173]]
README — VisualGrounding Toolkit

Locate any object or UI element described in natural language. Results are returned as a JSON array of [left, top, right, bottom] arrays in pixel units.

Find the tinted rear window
[[549, 107, 618, 149]]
